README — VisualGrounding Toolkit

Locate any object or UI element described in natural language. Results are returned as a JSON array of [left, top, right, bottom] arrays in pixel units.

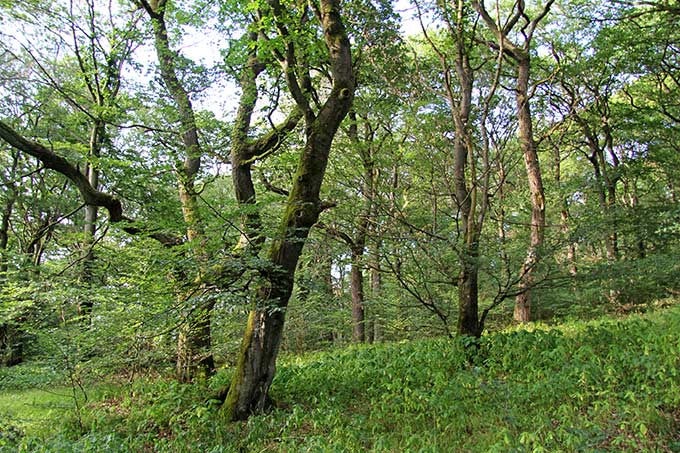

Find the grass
[[2, 304, 680, 451], [0, 363, 74, 448], [0, 388, 72, 435]]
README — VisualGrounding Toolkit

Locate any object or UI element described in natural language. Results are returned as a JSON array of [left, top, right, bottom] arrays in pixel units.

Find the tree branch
[[0, 121, 182, 247], [243, 108, 303, 162], [0, 121, 123, 221]]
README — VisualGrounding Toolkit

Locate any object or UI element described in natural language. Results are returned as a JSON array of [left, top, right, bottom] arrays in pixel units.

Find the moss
[[222, 310, 256, 421]]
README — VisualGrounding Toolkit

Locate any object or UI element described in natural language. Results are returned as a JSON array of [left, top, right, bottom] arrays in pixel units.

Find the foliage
[[0, 0, 679, 442], [2, 304, 679, 451]]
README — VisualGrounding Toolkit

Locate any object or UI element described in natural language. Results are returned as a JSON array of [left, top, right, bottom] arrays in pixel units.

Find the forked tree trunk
[[222, 0, 353, 419], [223, 144, 349, 418]]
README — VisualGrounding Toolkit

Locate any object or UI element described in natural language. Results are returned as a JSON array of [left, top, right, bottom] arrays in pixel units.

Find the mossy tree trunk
[[222, 0, 354, 421], [140, 0, 213, 381]]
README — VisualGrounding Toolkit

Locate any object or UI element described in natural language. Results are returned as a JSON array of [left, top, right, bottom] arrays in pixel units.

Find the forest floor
[[2, 303, 680, 452]]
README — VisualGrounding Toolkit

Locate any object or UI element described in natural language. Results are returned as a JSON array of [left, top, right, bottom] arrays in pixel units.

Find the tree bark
[[79, 119, 104, 317], [581, 121, 619, 262], [350, 246, 366, 342], [473, 0, 553, 323], [0, 151, 18, 276], [369, 258, 382, 342], [140, 0, 212, 381], [0, 152, 20, 367], [451, 64, 481, 337], [176, 300, 215, 382], [222, 0, 353, 420], [346, 111, 374, 343], [553, 140, 577, 276], [448, 0, 484, 337], [514, 53, 546, 323]]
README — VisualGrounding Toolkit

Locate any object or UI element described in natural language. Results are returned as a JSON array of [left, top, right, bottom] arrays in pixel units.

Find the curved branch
[[0, 121, 123, 221], [243, 107, 303, 162], [0, 121, 182, 247]]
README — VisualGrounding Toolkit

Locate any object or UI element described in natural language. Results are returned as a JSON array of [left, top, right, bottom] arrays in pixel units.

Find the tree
[[416, 0, 505, 337], [473, 0, 554, 322], [221, 0, 354, 420], [137, 0, 219, 383]]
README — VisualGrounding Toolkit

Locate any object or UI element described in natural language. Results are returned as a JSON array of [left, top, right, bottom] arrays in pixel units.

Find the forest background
[[0, 0, 679, 449]]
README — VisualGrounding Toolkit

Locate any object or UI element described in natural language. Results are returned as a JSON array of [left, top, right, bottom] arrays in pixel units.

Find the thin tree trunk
[[79, 120, 104, 317], [473, 0, 553, 323], [561, 208, 577, 275], [0, 152, 18, 276], [452, 2, 481, 337], [553, 140, 577, 276], [369, 238, 382, 342], [0, 153, 19, 366], [350, 247, 365, 342], [625, 184, 645, 258], [141, 0, 212, 382], [513, 54, 546, 323], [345, 111, 375, 343], [588, 151, 617, 262]]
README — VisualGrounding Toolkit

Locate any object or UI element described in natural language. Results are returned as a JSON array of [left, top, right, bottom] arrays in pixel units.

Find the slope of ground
[[2, 305, 680, 451]]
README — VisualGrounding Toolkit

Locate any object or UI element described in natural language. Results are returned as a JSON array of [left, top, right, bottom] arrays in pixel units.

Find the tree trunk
[[80, 120, 104, 318], [345, 110, 375, 344], [142, 1, 212, 381], [625, 184, 645, 258], [448, 6, 483, 337], [599, 149, 619, 261], [577, 111, 620, 264], [561, 208, 577, 275], [350, 247, 365, 342], [0, 151, 18, 276], [514, 54, 546, 323], [553, 140, 577, 276], [0, 153, 19, 366], [0, 324, 23, 367], [473, 0, 552, 324], [176, 300, 216, 382], [369, 243, 382, 342], [458, 242, 481, 337], [222, 0, 353, 418], [223, 179, 342, 420]]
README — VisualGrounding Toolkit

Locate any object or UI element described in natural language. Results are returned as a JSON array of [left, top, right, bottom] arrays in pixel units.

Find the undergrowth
[[2, 305, 680, 452]]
